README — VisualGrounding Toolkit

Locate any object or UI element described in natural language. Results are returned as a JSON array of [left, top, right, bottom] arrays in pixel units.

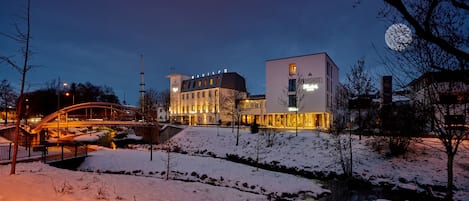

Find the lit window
[[198, 81, 202, 87], [209, 79, 213, 85], [289, 63, 296, 75], [204, 79, 207, 87]]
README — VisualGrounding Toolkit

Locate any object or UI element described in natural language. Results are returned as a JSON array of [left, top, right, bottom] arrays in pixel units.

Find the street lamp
[[56, 81, 68, 139]]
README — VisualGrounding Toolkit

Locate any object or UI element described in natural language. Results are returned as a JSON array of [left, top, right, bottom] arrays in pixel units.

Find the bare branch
[[0, 32, 22, 42], [0, 55, 21, 71], [384, 0, 469, 62], [451, 0, 469, 10]]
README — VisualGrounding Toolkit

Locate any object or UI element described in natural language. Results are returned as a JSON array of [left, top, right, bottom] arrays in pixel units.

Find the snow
[[1, 126, 468, 200], [0, 162, 265, 201], [79, 148, 329, 198], [167, 127, 469, 200], [73, 130, 110, 142]]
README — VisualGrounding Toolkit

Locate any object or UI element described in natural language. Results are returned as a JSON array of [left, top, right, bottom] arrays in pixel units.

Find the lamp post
[[56, 81, 68, 139]]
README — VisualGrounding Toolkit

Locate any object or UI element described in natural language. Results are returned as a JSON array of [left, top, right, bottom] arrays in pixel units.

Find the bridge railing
[[44, 142, 89, 163], [0, 141, 90, 164], [0, 142, 45, 163]]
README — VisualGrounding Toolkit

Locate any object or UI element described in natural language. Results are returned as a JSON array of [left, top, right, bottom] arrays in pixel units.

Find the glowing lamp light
[[172, 87, 179, 93], [302, 83, 319, 92], [288, 107, 298, 112]]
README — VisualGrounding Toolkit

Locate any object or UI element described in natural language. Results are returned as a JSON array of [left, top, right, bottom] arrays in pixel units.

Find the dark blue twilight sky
[[0, 0, 392, 105]]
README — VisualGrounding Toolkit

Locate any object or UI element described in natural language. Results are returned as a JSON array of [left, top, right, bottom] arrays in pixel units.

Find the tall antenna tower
[[139, 54, 145, 119]]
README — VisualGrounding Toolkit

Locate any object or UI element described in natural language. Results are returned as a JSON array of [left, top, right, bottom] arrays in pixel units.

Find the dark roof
[[180, 72, 247, 92], [409, 70, 469, 89]]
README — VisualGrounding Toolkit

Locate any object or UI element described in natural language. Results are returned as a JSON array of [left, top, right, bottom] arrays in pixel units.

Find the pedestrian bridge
[[30, 102, 155, 134]]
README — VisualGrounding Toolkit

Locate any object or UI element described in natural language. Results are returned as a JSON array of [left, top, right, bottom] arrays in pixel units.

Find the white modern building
[[264, 52, 339, 129]]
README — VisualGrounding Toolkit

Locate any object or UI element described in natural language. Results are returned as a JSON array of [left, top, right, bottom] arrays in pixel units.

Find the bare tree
[[279, 73, 306, 136], [383, 0, 468, 66], [138, 88, 159, 120], [0, 80, 17, 124], [162, 137, 178, 181], [220, 89, 245, 146], [158, 89, 170, 121], [0, 0, 32, 175], [345, 59, 375, 140], [381, 1, 468, 199], [330, 85, 352, 177]]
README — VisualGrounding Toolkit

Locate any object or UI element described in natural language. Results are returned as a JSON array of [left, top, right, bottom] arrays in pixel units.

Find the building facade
[[168, 52, 339, 129], [167, 71, 247, 125], [241, 52, 339, 129], [409, 70, 469, 130]]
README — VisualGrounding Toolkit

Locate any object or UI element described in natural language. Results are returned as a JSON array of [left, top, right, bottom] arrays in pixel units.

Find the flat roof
[[265, 52, 328, 62]]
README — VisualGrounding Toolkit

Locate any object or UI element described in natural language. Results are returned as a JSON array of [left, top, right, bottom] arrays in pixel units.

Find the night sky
[[1, 0, 391, 105]]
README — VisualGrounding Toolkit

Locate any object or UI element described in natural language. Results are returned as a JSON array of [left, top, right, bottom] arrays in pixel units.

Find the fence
[[0, 142, 44, 162], [0, 142, 88, 164]]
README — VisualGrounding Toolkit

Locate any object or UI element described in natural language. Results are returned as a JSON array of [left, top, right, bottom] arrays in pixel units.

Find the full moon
[[385, 23, 412, 51]]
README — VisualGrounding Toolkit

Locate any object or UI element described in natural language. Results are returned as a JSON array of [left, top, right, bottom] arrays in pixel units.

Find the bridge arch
[[31, 102, 153, 134]]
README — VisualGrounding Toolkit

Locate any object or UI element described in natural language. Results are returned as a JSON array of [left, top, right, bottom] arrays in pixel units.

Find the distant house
[[409, 70, 469, 129], [156, 104, 168, 123]]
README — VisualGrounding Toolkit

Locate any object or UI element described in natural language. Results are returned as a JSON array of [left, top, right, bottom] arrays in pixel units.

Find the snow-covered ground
[[166, 127, 469, 200], [0, 162, 265, 201], [79, 148, 329, 199], [1, 126, 468, 200]]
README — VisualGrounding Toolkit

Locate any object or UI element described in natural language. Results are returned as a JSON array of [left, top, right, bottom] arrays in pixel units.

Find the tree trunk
[[10, 0, 30, 175], [358, 107, 362, 140], [3, 104, 7, 124], [446, 153, 454, 200], [236, 115, 240, 146]]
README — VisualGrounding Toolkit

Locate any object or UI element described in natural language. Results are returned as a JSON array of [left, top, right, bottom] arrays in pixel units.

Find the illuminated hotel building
[[167, 71, 247, 125], [168, 52, 339, 129], [241, 52, 339, 129]]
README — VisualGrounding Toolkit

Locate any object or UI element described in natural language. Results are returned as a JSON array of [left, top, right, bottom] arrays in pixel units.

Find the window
[[191, 93, 194, 99], [204, 79, 207, 87], [202, 91, 205, 98], [198, 81, 202, 87], [208, 90, 212, 97], [288, 79, 296, 92], [288, 95, 297, 107], [289, 63, 296, 75], [197, 92, 200, 98], [209, 79, 213, 85]]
